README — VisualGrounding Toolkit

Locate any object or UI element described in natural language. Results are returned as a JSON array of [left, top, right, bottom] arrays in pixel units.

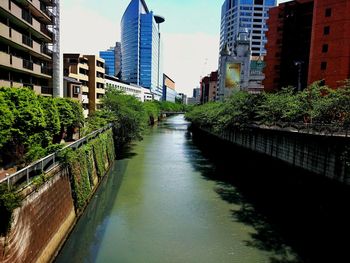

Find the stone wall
[[195, 126, 350, 185], [0, 128, 115, 263]]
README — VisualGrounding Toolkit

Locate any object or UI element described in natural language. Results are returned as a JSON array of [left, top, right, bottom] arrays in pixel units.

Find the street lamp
[[294, 60, 304, 91]]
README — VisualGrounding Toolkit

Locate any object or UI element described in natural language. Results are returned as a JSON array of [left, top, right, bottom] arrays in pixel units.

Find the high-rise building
[[308, 0, 350, 88], [220, 0, 277, 58], [99, 42, 122, 77], [121, 0, 165, 99], [0, 0, 61, 97], [100, 48, 115, 76], [115, 42, 121, 77], [264, 0, 350, 91], [264, 0, 314, 91]]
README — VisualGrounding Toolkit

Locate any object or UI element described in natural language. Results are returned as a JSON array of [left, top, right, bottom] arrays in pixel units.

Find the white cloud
[[61, 3, 120, 55], [163, 33, 219, 96]]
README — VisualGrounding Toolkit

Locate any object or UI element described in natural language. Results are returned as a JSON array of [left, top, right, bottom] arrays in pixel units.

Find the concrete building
[[105, 74, 143, 101], [162, 73, 176, 102], [264, 0, 350, 91], [219, 0, 277, 58], [0, 0, 61, 96], [200, 71, 218, 104], [218, 30, 251, 99], [63, 76, 82, 102], [63, 54, 105, 117], [121, 0, 165, 99]]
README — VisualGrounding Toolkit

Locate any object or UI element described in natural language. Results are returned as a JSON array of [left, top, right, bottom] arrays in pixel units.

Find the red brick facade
[[264, 0, 350, 91], [308, 0, 350, 88]]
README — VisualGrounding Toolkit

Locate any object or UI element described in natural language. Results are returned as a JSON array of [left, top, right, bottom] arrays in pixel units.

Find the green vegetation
[[0, 185, 21, 235], [0, 87, 84, 167], [186, 82, 350, 132], [87, 87, 187, 149], [58, 129, 115, 211]]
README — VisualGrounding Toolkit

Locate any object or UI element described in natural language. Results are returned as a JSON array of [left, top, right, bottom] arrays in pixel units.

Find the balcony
[[0, 51, 52, 78], [41, 65, 52, 76], [0, 23, 51, 59], [23, 59, 34, 70], [41, 86, 53, 95], [82, 86, 89, 93], [96, 77, 105, 84], [0, 1, 51, 41]]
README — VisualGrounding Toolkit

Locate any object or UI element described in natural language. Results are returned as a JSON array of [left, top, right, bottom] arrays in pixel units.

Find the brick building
[[264, 0, 350, 91], [200, 71, 218, 104]]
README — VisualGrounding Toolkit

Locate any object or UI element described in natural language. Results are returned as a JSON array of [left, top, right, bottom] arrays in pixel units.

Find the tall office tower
[[100, 47, 116, 76], [100, 42, 122, 77], [114, 42, 121, 77], [0, 0, 61, 97], [220, 0, 277, 57], [121, 0, 165, 99]]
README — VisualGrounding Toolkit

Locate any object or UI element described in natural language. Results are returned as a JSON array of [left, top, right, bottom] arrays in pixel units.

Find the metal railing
[[0, 124, 113, 190], [248, 122, 350, 138]]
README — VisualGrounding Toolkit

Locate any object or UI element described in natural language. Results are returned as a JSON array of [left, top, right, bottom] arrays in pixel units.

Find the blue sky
[[62, 0, 289, 95]]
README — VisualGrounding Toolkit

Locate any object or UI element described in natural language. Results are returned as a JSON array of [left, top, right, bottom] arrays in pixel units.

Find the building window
[[321, 62, 327, 70], [325, 8, 332, 17], [322, 44, 329, 53], [323, 26, 330, 35]]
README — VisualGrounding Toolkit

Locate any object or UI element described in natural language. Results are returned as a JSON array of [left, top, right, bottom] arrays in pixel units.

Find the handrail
[[0, 124, 113, 190]]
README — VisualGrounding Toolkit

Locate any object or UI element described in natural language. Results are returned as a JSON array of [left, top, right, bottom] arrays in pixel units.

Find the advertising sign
[[225, 62, 241, 89]]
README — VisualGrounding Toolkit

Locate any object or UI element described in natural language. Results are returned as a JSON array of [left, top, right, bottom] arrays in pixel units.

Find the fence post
[[26, 168, 29, 185], [7, 175, 10, 191], [41, 160, 44, 173]]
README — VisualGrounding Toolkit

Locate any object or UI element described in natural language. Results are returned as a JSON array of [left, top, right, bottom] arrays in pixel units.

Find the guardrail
[[0, 124, 113, 190], [249, 122, 350, 138]]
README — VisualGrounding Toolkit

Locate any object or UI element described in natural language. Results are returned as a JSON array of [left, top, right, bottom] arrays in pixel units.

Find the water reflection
[[54, 115, 350, 263]]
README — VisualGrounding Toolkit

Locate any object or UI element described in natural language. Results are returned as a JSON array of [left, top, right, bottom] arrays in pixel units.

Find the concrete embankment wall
[[0, 129, 115, 263], [192, 126, 350, 185]]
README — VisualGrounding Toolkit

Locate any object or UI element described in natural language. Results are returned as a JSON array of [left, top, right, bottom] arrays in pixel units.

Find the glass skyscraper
[[100, 48, 115, 76], [220, 0, 277, 57], [121, 0, 164, 97]]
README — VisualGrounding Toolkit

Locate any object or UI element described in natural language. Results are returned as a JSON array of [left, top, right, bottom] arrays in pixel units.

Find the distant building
[[64, 54, 105, 117], [264, 0, 350, 91], [162, 74, 176, 102], [177, 93, 187, 105], [99, 42, 122, 77], [100, 48, 115, 76], [219, 0, 277, 58], [0, 0, 61, 97], [187, 97, 198, 105], [115, 42, 122, 77], [121, 0, 165, 98], [105, 74, 143, 101], [193, 88, 200, 99], [200, 71, 218, 104]]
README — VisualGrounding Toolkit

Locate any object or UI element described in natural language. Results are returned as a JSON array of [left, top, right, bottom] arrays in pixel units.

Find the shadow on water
[[186, 129, 350, 263], [55, 147, 137, 263]]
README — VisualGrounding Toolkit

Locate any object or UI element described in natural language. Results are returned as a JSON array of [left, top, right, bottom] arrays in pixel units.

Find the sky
[[61, 0, 290, 96]]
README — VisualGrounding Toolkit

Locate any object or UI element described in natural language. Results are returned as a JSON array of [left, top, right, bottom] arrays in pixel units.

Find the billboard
[[225, 62, 241, 89]]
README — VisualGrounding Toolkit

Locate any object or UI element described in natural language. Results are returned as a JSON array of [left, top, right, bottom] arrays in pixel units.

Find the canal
[[55, 115, 350, 263]]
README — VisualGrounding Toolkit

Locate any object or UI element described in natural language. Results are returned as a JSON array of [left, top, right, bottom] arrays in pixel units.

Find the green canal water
[[55, 115, 297, 263]]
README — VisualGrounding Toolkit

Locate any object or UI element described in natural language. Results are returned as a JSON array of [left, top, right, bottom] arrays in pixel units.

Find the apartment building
[[264, 0, 350, 91], [0, 0, 60, 96], [64, 54, 105, 117], [105, 74, 144, 102]]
